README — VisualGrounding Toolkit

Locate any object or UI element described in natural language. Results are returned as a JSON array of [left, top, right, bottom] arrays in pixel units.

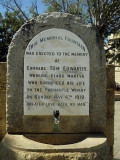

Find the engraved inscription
[[24, 28, 89, 115]]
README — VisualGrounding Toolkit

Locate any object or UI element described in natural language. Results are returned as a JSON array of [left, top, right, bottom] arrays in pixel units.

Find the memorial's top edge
[[20, 12, 89, 33], [35, 12, 87, 24], [9, 12, 91, 45], [8, 12, 93, 60]]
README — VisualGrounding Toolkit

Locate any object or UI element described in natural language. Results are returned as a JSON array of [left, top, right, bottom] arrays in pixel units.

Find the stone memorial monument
[[0, 12, 111, 159]]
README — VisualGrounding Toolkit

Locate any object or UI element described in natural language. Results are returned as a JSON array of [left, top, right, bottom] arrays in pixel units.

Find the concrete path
[[114, 101, 120, 160]]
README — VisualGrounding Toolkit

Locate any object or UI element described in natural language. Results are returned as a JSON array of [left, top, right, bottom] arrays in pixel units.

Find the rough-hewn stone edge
[[7, 12, 106, 133], [0, 134, 111, 160]]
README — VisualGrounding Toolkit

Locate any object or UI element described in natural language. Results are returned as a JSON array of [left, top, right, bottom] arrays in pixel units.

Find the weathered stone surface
[[0, 63, 6, 90], [106, 89, 115, 117], [105, 116, 114, 147], [0, 115, 6, 135], [115, 94, 120, 101], [114, 101, 120, 159], [23, 116, 90, 133], [106, 65, 115, 89], [24, 134, 87, 145], [105, 65, 115, 160], [0, 91, 6, 141], [0, 63, 7, 141], [7, 12, 106, 133], [0, 134, 111, 160]]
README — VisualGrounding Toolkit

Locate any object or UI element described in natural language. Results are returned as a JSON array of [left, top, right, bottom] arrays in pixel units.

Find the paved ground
[[114, 101, 120, 160]]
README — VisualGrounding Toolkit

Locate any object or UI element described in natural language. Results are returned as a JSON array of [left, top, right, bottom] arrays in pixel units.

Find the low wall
[[115, 94, 120, 101], [0, 63, 6, 141]]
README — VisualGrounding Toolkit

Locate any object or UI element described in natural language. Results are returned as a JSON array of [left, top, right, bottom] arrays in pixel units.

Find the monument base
[[0, 134, 111, 160]]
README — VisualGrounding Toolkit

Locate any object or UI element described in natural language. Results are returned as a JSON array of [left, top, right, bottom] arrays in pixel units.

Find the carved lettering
[[24, 28, 89, 115]]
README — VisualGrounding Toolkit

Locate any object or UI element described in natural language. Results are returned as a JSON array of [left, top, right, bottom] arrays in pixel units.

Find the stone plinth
[[0, 134, 110, 160]]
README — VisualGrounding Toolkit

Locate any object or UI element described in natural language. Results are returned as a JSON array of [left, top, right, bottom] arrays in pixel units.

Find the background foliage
[[0, 10, 25, 61], [0, 0, 120, 62]]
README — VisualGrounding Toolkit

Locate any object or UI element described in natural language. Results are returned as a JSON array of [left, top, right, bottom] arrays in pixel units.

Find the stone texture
[[114, 101, 120, 160], [105, 65, 115, 160], [7, 12, 106, 133], [0, 63, 7, 141], [24, 134, 87, 145], [23, 116, 90, 133], [106, 89, 115, 118], [0, 134, 111, 160], [115, 94, 120, 101], [0, 63, 7, 90], [106, 65, 115, 89]]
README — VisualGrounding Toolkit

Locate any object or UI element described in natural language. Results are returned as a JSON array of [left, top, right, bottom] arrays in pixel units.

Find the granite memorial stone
[[0, 12, 111, 160], [7, 12, 106, 134]]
